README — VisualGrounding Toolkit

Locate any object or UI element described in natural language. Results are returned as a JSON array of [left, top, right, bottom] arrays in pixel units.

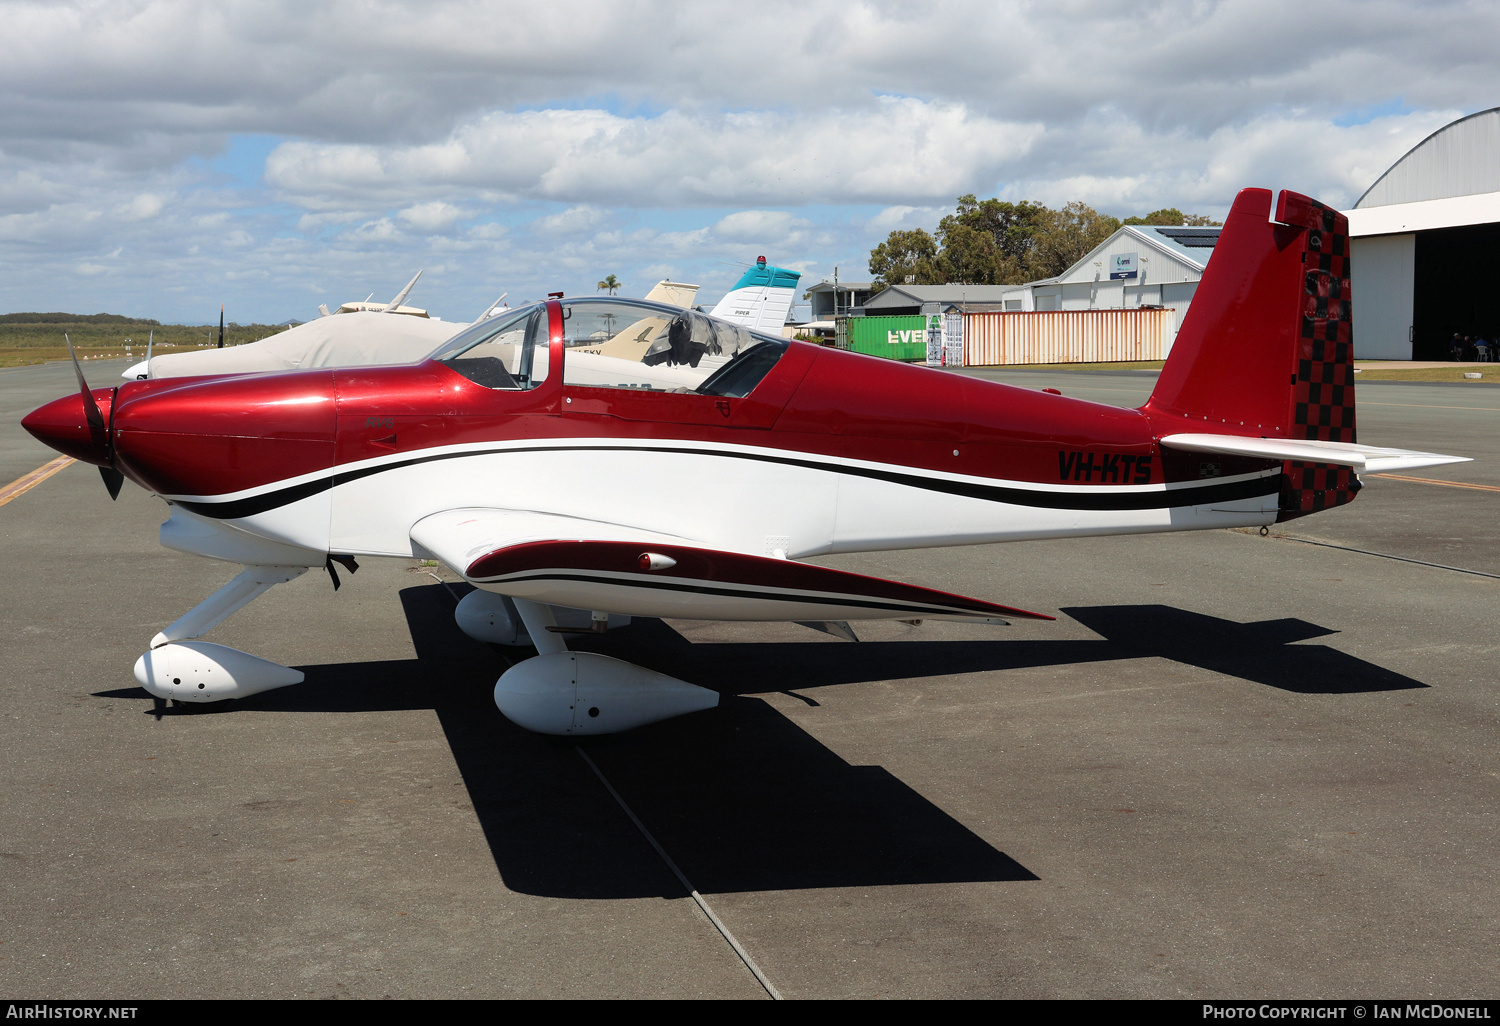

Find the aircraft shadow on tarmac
[[93, 585, 1425, 899]]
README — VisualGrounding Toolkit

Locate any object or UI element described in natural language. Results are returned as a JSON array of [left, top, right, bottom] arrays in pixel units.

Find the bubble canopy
[[430, 298, 790, 397]]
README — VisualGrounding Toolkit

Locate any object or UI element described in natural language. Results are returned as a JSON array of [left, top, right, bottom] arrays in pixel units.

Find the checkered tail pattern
[[1275, 194, 1360, 522]]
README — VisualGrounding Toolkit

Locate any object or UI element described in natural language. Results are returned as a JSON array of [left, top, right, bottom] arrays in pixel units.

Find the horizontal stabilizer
[[1161, 433, 1470, 473]]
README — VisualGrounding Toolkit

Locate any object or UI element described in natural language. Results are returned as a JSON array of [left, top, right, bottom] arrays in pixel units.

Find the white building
[[1346, 107, 1500, 360], [1023, 225, 1217, 331], [851, 224, 1217, 327]]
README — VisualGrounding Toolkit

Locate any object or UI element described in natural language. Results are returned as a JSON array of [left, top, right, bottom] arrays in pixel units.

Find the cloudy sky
[[0, 0, 1494, 324]]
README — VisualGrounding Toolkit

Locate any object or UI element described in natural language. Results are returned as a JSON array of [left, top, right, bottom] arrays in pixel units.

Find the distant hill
[[0, 313, 288, 349], [0, 312, 163, 326]]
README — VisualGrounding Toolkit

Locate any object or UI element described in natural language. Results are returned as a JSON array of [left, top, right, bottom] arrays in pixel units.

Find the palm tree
[[597, 274, 620, 295]]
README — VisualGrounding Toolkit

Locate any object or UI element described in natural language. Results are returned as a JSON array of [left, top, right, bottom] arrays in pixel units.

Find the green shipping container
[[844, 315, 931, 362]]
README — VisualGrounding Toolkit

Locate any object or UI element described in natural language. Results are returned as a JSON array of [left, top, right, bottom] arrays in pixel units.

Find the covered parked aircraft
[[120, 261, 783, 383], [23, 191, 1464, 735]]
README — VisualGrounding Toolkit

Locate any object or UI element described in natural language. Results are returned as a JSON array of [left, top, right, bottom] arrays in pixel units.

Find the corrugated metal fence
[[963, 308, 1177, 366]]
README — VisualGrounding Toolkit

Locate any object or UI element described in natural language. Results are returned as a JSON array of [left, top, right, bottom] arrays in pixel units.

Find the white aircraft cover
[[133, 312, 461, 380]]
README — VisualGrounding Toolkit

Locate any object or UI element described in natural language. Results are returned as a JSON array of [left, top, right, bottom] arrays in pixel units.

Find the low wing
[[411, 509, 1052, 624], [1161, 433, 1470, 473]]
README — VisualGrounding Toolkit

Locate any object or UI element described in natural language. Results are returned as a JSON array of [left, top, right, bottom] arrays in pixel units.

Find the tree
[[935, 195, 1049, 283], [597, 274, 620, 295], [867, 195, 1218, 289], [1025, 202, 1122, 281], [1122, 207, 1222, 227], [868, 228, 941, 291]]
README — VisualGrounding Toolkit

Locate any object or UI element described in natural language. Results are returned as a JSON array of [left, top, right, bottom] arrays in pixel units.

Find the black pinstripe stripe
[[173, 443, 1279, 520]]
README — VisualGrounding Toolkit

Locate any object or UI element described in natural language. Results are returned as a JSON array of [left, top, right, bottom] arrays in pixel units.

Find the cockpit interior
[[431, 298, 789, 398]]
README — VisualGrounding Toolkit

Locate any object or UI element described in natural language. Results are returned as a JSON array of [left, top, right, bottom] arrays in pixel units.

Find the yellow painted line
[[0, 456, 76, 507], [1370, 473, 1500, 493]]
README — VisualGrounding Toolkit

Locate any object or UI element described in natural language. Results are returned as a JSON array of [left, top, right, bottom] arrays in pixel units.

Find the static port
[[588, 707, 600, 718], [173, 677, 180, 685]]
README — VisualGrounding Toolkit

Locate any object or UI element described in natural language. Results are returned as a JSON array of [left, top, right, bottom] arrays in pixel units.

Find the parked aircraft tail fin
[[1144, 188, 1362, 519], [383, 269, 422, 313], [711, 257, 800, 332]]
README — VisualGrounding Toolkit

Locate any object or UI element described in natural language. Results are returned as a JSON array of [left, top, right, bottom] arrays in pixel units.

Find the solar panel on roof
[[1152, 227, 1222, 248]]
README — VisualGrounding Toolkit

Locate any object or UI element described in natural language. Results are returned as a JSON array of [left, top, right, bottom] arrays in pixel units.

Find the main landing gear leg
[[134, 565, 310, 705], [491, 598, 718, 736]]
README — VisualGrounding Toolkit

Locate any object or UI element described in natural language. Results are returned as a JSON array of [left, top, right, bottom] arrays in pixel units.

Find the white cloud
[[118, 193, 166, 221], [345, 218, 400, 241], [713, 210, 808, 243], [397, 200, 463, 232], [533, 205, 607, 235], [264, 99, 1044, 208], [0, 0, 1496, 322], [466, 221, 509, 241], [295, 210, 367, 232], [867, 205, 943, 232]]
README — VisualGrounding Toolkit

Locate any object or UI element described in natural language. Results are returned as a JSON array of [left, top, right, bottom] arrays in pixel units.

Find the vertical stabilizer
[[1145, 188, 1357, 519], [711, 257, 800, 331]]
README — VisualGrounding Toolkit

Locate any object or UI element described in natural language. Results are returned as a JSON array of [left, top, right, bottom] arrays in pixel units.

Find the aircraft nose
[[21, 390, 112, 466], [109, 371, 338, 499]]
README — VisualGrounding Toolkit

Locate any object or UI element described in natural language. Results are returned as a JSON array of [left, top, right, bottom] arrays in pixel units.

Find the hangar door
[[1412, 222, 1500, 360]]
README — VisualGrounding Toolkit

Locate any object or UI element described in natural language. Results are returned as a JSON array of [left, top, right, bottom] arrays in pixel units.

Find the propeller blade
[[65, 333, 106, 435], [143, 329, 153, 379], [66, 334, 122, 499], [217, 304, 225, 349]]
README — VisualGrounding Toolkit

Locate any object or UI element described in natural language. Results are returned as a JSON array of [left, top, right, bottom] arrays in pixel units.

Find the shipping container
[[844, 314, 931, 362], [963, 308, 1177, 366]]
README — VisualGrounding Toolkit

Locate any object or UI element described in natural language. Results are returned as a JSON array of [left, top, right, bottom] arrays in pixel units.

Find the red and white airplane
[[22, 189, 1466, 735]]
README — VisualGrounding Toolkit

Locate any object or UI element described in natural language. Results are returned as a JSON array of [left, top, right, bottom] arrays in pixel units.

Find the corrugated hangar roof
[[1355, 107, 1500, 208]]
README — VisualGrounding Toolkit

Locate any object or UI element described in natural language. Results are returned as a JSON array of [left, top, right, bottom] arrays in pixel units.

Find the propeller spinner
[[21, 334, 126, 498]]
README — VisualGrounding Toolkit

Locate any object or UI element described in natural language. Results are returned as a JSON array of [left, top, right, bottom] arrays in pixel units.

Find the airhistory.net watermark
[[5, 1007, 137, 1020]]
